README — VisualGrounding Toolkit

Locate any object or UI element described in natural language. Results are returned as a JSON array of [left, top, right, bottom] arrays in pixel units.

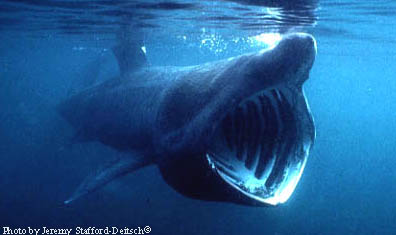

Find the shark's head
[[158, 33, 317, 206]]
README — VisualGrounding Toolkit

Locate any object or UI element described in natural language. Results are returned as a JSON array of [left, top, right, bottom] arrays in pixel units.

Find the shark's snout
[[277, 33, 316, 63], [242, 32, 316, 94], [278, 33, 316, 84]]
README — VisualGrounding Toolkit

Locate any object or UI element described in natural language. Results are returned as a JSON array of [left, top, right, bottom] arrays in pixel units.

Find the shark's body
[[58, 32, 317, 206]]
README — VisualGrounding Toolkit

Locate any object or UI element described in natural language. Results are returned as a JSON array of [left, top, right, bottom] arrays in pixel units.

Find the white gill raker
[[265, 88, 298, 188], [240, 100, 252, 163], [222, 113, 233, 152], [254, 92, 280, 179], [263, 89, 286, 187], [244, 99, 262, 170], [236, 100, 247, 162], [246, 93, 270, 173]]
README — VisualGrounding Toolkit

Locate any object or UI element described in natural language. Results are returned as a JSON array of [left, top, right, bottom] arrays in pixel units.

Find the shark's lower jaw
[[206, 86, 314, 206]]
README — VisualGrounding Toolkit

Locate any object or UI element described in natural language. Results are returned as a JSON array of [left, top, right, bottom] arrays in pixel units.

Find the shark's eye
[[206, 87, 314, 205]]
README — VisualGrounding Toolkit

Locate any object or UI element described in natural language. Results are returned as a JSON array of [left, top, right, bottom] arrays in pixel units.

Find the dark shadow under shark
[[58, 31, 317, 206]]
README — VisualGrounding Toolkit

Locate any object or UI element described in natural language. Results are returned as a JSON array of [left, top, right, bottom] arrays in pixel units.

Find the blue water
[[1, 0, 396, 234]]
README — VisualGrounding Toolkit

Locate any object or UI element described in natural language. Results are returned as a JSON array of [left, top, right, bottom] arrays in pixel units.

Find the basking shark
[[58, 32, 317, 206]]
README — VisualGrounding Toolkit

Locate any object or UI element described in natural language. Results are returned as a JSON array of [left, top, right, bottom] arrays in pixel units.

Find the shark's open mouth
[[206, 86, 315, 205]]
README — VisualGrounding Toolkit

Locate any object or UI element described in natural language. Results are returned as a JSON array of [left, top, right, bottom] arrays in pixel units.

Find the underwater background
[[1, 0, 396, 234]]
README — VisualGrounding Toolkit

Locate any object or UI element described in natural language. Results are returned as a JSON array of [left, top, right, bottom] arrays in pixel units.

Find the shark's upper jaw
[[206, 85, 315, 206]]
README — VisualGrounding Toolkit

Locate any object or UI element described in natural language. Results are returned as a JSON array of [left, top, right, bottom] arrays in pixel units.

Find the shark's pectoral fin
[[64, 155, 151, 204]]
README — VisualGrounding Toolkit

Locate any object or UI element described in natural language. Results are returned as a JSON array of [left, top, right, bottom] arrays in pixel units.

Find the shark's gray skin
[[58, 32, 317, 206]]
